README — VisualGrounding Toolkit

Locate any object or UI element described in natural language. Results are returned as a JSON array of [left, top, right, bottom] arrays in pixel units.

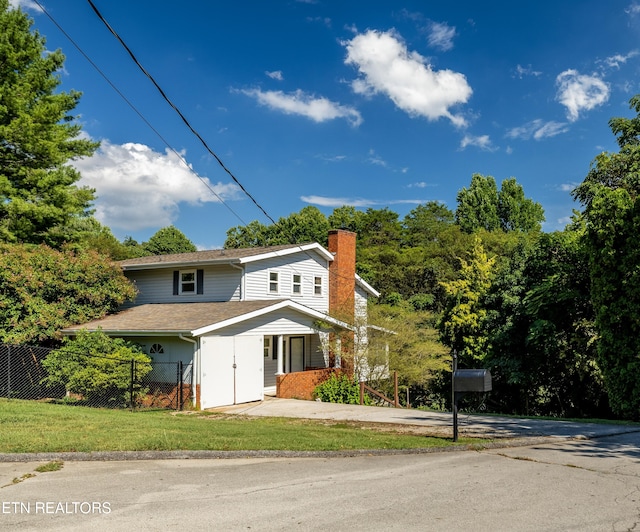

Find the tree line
[[2, 1, 640, 419]]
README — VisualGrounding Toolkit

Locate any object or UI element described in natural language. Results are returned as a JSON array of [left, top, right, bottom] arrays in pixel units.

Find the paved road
[[1, 431, 640, 531]]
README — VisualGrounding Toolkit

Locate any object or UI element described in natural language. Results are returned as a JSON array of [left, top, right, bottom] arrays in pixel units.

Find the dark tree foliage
[[572, 95, 640, 419], [0, 1, 98, 246]]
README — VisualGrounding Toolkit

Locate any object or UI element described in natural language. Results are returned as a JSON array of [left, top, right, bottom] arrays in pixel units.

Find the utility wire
[[39, 0, 361, 292], [86, 0, 277, 226], [82, 0, 365, 289], [32, 0, 249, 228]]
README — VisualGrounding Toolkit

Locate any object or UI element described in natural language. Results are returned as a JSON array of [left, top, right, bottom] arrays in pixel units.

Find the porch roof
[[61, 300, 351, 337]]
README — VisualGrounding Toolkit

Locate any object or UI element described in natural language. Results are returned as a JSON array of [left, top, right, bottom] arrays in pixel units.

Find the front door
[[290, 336, 305, 372]]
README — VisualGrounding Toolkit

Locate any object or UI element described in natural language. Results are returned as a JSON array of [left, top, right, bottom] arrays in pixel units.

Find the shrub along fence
[[0, 344, 191, 410]]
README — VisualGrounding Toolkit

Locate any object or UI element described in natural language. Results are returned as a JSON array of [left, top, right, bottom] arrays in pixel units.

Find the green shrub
[[41, 329, 151, 407], [314, 373, 370, 405]]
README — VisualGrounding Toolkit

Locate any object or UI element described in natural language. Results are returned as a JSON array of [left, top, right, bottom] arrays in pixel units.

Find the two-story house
[[63, 230, 379, 409]]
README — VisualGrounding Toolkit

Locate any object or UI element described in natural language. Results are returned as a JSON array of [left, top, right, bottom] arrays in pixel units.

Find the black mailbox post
[[452, 354, 492, 441]]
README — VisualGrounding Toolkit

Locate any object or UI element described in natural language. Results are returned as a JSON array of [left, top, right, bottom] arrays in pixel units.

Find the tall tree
[[572, 95, 640, 418], [0, 1, 98, 246], [455, 174, 500, 233], [438, 236, 495, 366], [456, 174, 544, 233], [143, 225, 197, 255]]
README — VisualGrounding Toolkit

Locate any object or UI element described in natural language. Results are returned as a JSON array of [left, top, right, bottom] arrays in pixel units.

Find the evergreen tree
[[0, 1, 98, 246]]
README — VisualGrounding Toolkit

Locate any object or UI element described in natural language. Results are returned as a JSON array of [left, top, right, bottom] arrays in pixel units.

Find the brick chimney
[[328, 229, 356, 321]]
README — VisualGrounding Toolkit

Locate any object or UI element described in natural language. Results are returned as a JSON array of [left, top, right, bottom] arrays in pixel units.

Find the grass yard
[[0, 399, 485, 453]]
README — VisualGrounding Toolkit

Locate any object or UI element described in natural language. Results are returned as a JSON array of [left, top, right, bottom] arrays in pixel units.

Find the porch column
[[276, 334, 284, 375], [335, 337, 342, 368]]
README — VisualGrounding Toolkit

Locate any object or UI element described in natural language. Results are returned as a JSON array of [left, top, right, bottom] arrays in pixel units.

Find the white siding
[[125, 265, 241, 306], [243, 252, 329, 312], [206, 308, 323, 337]]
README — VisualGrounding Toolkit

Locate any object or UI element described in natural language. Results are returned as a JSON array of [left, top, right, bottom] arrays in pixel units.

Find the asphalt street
[[1, 431, 640, 531]]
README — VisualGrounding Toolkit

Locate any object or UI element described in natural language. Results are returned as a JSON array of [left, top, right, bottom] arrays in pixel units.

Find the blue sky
[[13, 0, 640, 249]]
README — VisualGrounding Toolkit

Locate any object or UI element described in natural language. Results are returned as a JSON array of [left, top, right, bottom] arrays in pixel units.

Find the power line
[[86, 0, 277, 227], [35, 1, 360, 291], [32, 0, 249, 229]]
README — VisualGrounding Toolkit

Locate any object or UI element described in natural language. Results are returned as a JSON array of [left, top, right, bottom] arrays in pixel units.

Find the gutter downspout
[[229, 262, 245, 300], [179, 334, 198, 407]]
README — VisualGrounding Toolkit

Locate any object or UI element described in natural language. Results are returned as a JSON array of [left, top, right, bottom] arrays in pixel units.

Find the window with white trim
[[314, 276, 322, 296], [269, 271, 279, 294], [180, 270, 196, 294], [292, 274, 302, 295]]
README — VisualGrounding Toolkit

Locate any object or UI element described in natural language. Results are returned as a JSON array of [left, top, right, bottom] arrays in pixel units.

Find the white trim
[[356, 274, 380, 298], [268, 269, 280, 295], [191, 300, 351, 337], [238, 243, 333, 264]]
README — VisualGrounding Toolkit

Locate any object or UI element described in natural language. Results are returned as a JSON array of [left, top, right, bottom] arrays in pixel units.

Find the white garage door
[[200, 336, 263, 409]]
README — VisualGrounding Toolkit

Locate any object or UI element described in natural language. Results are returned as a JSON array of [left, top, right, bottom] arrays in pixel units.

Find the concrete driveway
[[213, 396, 639, 440]]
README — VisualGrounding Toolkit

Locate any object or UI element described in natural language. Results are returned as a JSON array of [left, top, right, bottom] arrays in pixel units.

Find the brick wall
[[276, 368, 345, 400]]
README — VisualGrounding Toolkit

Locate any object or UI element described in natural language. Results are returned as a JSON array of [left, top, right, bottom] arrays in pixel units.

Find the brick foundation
[[276, 368, 346, 400]]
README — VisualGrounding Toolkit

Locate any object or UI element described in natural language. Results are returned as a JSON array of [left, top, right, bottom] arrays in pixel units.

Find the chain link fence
[[0, 344, 192, 410]]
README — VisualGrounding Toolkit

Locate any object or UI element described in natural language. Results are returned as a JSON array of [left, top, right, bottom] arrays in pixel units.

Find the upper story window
[[292, 274, 302, 295], [173, 269, 204, 295], [180, 270, 196, 294], [269, 271, 279, 294], [314, 276, 322, 296]]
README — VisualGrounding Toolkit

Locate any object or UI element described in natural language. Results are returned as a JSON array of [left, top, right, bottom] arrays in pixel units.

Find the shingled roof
[[62, 301, 287, 335], [62, 299, 350, 336], [118, 243, 333, 270]]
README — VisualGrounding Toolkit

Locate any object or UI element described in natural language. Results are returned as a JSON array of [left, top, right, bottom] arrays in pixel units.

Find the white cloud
[[343, 29, 472, 127], [73, 141, 240, 231], [514, 64, 542, 78], [556, 70, 610, 121], [460, 134, 495, 151], [558, 183, 578, 192], [626, 3, 640, 16], [428, 21, 456, 51], [239, 88, 362, 126], [507, 119, 569, 140], [301, 195, 426, 208], [8, 0, 41, 10], [602, 50, 639, 69], [265, 70, 284, 81]]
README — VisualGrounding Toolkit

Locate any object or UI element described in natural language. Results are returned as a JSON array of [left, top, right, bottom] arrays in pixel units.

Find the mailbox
[[453, 369, 492, 393]]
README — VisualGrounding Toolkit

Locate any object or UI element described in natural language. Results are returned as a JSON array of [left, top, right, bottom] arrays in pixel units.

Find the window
[[314, 276, 322, 296], [180, 270, 196, 294], [269, 271, 279, 293], [149, 343, 164, 355], [292, 274, 302, 295], [264, 337, 271, 358], [173, 269, 204, 295]]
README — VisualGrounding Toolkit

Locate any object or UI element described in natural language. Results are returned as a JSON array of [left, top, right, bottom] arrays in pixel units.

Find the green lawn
[[0, 399, 485, 453]]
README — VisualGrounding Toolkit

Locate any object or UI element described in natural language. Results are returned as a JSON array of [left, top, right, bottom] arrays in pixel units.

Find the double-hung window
[[180, 270, 196, 294], [173, 269, 203, 295], [269, 271, 279, 294], [314, 276, 322, 296], [292, 274, 302, 295]]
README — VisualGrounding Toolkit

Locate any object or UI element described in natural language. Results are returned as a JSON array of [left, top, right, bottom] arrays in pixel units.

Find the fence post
[[359, 380, 364, 405], [130, 359, 135, 411], [178, 360, 183, 411], [394, 371, 399, 408], [6, 345, 10, 400]]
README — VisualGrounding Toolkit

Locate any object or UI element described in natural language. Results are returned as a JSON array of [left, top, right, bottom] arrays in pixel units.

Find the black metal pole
[[7, 345, 11, 400], [130, 359, 134, 410], [452, 351, 458, 442]]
